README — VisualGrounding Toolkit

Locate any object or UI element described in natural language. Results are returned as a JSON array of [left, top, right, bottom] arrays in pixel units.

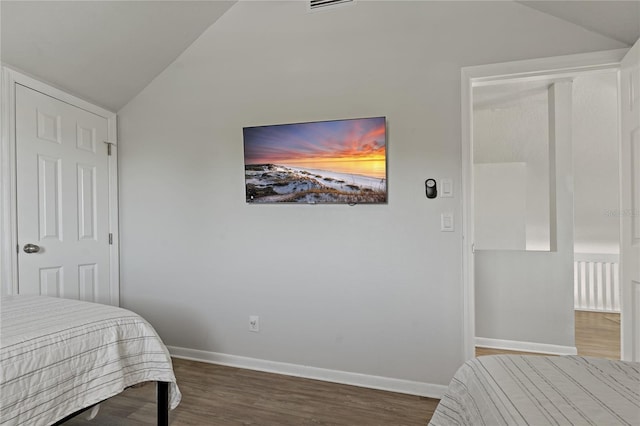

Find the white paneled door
[[16, 84, 111, 303], [620, 39, 640, 362]]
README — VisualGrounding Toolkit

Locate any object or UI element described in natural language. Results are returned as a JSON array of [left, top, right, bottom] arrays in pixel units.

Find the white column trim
[[0, 67, 18, 296]]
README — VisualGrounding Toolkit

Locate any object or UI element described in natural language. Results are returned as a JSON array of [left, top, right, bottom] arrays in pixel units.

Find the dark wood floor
[[64, 311, 618, 425], [64, 359, 439, 425]]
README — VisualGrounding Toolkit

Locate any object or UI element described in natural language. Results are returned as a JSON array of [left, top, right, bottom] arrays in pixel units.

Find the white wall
[[117, 1, 623, 388], [572, 72, 620, 254], [474, 162, 527, 250]]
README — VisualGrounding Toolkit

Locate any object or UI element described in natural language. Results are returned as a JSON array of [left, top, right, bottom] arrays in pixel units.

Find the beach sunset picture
[[243, 116, 387, 204]]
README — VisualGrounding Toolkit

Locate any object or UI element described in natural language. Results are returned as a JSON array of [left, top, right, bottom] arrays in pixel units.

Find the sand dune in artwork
[[245, 164, 387, 204]]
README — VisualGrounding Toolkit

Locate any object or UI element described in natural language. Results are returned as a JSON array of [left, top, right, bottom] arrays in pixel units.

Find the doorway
[[471, 71, 621, 360], [460, 48, 630, 361], [0, 67, 120, 304]]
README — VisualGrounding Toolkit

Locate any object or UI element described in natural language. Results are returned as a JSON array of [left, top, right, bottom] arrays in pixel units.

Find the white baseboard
[[167, 346, 447, 399], [475, 337, 578, 355], [575, 308, 620, 314]]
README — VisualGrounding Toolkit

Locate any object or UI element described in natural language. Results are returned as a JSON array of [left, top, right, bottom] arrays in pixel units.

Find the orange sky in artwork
[[243, 117, 387, 177]]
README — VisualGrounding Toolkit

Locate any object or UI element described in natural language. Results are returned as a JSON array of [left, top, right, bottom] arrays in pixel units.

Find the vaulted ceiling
[[1, 1, 637, 112], [517, 1, 639, 46], [1, 1, 236, 111]]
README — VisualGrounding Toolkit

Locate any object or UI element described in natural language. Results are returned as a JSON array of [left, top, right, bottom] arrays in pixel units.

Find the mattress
[[0, 295, 181, 426], [430, 354, 640, 426]]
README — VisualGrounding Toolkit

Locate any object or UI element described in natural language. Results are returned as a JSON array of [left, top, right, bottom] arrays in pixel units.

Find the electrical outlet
[[249, 315, 259, 332]]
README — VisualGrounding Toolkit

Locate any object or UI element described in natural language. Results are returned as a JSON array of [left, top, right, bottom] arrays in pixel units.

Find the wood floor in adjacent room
[[64, 358, 439, 425], [476, 310, 621, 359]]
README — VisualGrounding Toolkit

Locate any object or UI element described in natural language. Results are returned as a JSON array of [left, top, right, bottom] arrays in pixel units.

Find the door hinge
[[471, 243, 475, 253], [104, 141, 113, 156], [108, 233, 113, 245]]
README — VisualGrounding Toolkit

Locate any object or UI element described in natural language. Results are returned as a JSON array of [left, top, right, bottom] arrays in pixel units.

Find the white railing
[[574, 253, 620, 312]]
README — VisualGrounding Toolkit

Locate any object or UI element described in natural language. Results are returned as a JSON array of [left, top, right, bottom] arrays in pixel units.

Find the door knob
[[23, 243, 41, 254]]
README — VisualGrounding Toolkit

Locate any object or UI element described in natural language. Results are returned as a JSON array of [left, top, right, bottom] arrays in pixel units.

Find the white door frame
[[460, 48, 629, 361], [0, 66, 120, 305]]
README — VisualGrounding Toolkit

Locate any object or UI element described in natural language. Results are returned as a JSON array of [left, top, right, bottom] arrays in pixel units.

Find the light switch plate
[[440, 178, 453, 197], [441, 213, 454, 232]]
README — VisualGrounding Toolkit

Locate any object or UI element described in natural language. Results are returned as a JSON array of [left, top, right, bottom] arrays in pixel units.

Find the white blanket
[[430, 355, 640, 426], [0, 295, 181, 426]]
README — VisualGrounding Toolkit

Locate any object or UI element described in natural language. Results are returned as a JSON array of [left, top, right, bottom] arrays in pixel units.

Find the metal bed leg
[[157, 381, 169, 426]]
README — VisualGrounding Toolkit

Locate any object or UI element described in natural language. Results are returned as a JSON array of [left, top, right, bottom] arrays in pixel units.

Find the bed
[[429, 354, 640, 426], [0, 295, 181, 426]]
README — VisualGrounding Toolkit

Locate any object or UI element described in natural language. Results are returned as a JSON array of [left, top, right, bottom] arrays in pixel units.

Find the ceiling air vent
[[309, 0, 354, 11]]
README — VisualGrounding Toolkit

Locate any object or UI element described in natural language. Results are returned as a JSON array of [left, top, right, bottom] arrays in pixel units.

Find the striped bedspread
[[430, 355, 640, 426], [0, 295, 181, 426]]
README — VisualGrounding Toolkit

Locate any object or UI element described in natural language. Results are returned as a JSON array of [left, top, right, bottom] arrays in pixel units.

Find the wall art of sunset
[[243, 117, 387, 204]]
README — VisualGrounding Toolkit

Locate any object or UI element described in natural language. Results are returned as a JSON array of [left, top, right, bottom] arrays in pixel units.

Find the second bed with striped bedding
[[430, 354, 639, 426]]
